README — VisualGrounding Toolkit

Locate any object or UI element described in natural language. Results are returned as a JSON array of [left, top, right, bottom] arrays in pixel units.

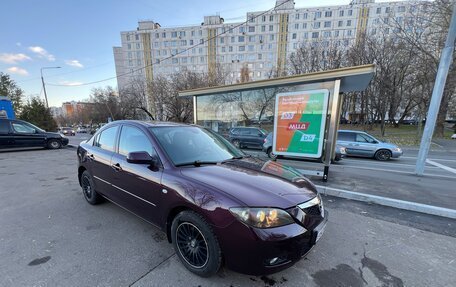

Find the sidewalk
[[314, 168, 456, 219], [267, 153, 456, 219]]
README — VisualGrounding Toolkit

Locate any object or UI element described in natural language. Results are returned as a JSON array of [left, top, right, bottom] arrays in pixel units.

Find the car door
[[354, 133, 379, 157], [110, 124, 163, 225], [89, 125, 120, 199], [253, 129, 267, 147], [0, 120, 13, 149], [11, 121, 46, 148], [337, 132, 357, 155]]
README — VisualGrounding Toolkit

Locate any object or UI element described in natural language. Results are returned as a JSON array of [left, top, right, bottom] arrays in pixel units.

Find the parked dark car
[[228, 127, 267, 149], [77, 121, 327, 277], [401, 119, 418, 125], [60, 127, 75, 136], [337, 130, 402, 160], [262, 132, 346, 161], [0, 118, 69, 150]]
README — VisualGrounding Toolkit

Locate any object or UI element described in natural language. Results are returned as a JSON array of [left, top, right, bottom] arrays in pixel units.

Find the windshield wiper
[[221, 154, 251, 163], [175, 160, 219, 167]]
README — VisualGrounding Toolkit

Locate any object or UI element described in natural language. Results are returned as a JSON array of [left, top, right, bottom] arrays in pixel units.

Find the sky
[[0, 0, 393, 107]]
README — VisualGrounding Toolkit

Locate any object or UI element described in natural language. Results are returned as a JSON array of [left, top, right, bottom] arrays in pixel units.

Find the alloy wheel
[[176, 222, 209, 269], [376, 150, 391, 161], [81, 175, 92, 198]]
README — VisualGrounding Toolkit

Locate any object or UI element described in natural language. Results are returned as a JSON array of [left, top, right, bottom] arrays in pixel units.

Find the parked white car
[[451, 134, 456, 139]]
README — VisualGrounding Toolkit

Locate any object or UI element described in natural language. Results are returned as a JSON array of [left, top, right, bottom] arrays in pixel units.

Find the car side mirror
[[127, 151, 152, 164], [127, 151, 160, 170]]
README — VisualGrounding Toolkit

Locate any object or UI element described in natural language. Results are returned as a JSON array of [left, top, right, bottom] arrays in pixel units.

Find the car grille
[[303, 205, 321, 216]]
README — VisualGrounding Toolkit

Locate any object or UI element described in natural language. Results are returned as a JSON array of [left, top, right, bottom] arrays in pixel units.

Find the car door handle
[[111, 163, 122, 172]]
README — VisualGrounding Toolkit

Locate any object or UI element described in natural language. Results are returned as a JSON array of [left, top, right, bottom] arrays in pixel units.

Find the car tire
[[232, 139, 241, 149], [81, 170, 102, 205], [374, 149, 392, 161], [47, 139, 62, 149], [171, 211, 222, 277], [267, 148, 277, 160]]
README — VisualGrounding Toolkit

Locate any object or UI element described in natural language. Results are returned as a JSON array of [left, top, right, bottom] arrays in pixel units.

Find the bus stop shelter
[[179, 64, 375, 181]]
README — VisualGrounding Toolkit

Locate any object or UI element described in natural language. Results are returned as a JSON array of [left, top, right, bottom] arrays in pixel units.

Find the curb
[[316, 185, 456, 220]]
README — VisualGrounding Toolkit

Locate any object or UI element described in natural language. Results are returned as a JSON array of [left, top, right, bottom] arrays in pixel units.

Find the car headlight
[[339, 147, 347, 154], [393, 148, 402, 152], [229, 207, 295, 228]]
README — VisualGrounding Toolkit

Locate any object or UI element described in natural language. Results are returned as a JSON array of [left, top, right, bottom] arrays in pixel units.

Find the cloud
[[0, 53, 31, 64], [16, 42, 22, 47], [65, 60, 84, 68], [59, 80, 83, 86], [7, 67, 29, 76], [28, 46, 55, 61]]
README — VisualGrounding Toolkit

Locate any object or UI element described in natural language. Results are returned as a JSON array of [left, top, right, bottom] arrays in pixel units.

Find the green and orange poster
[[273, 89, 329, 158]]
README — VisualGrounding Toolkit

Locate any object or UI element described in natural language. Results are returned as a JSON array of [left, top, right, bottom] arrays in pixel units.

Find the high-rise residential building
[[113, 0, 423, 97]]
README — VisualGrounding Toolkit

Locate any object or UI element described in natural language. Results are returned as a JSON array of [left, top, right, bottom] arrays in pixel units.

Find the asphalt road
[[0, 148, 455, 287], [68, 133, 456, 209]]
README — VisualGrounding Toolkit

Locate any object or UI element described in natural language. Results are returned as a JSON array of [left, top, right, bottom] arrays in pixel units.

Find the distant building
[[49, 106, 64, 118], [113, 0, 425, 112], [61, 101, 93, 117]]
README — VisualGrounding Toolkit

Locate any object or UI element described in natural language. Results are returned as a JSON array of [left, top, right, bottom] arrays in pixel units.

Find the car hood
[[380, 142, 399, 148], [45, 132, 63, 137], [180, 157, 317, 209]]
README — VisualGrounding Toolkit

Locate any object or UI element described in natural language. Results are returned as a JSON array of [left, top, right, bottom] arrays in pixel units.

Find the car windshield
[[150, 126, 245, 166], [26, 122, 45, 132], [62, 127, 72, 131]]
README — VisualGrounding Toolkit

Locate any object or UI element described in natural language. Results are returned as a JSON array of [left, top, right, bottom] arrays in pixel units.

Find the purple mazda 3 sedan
[[77, 120, 327, 277]]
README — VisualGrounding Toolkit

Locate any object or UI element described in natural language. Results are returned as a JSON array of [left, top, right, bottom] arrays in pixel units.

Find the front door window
[[12, 122, 36, 134]]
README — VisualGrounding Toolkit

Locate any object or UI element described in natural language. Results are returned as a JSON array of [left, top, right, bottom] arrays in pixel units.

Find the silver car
[[263, 132, 346, 161], [337, 130, 402, 161]]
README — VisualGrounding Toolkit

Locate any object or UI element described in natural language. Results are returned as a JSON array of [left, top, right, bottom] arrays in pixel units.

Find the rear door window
[[94, 126, 119, 152], [338, 132, 355, 142], [240, 129, 250, 136]]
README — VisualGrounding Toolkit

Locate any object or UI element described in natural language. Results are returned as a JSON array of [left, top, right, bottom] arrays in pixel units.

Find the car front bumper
[[392, 150, 403, 158], [215, 210, 328, 275], [61, 138, 69, 146]]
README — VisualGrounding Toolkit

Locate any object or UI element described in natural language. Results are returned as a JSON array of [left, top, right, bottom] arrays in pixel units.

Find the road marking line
[[402, 156, 456, 163], [426, 159, 456, 175], [299, 166, 456, 180], [431, 141, 444, 148], [341, 159, 440, 169], [316, 185, 456, 219]]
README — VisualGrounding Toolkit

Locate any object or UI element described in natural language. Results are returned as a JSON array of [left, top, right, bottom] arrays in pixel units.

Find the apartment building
[[113, 0, 423, 97]]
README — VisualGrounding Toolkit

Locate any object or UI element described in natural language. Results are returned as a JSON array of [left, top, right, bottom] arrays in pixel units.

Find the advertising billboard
[[0, 96, 15, 119], [273, 89, 329, 158]]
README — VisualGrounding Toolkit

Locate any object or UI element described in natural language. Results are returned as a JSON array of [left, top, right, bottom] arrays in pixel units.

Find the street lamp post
[[40, 66, 61, 108]]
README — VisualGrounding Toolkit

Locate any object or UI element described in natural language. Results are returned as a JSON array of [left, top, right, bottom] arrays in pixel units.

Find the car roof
[[104, 120, 190, 128], [338, 130, 366, 133]]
